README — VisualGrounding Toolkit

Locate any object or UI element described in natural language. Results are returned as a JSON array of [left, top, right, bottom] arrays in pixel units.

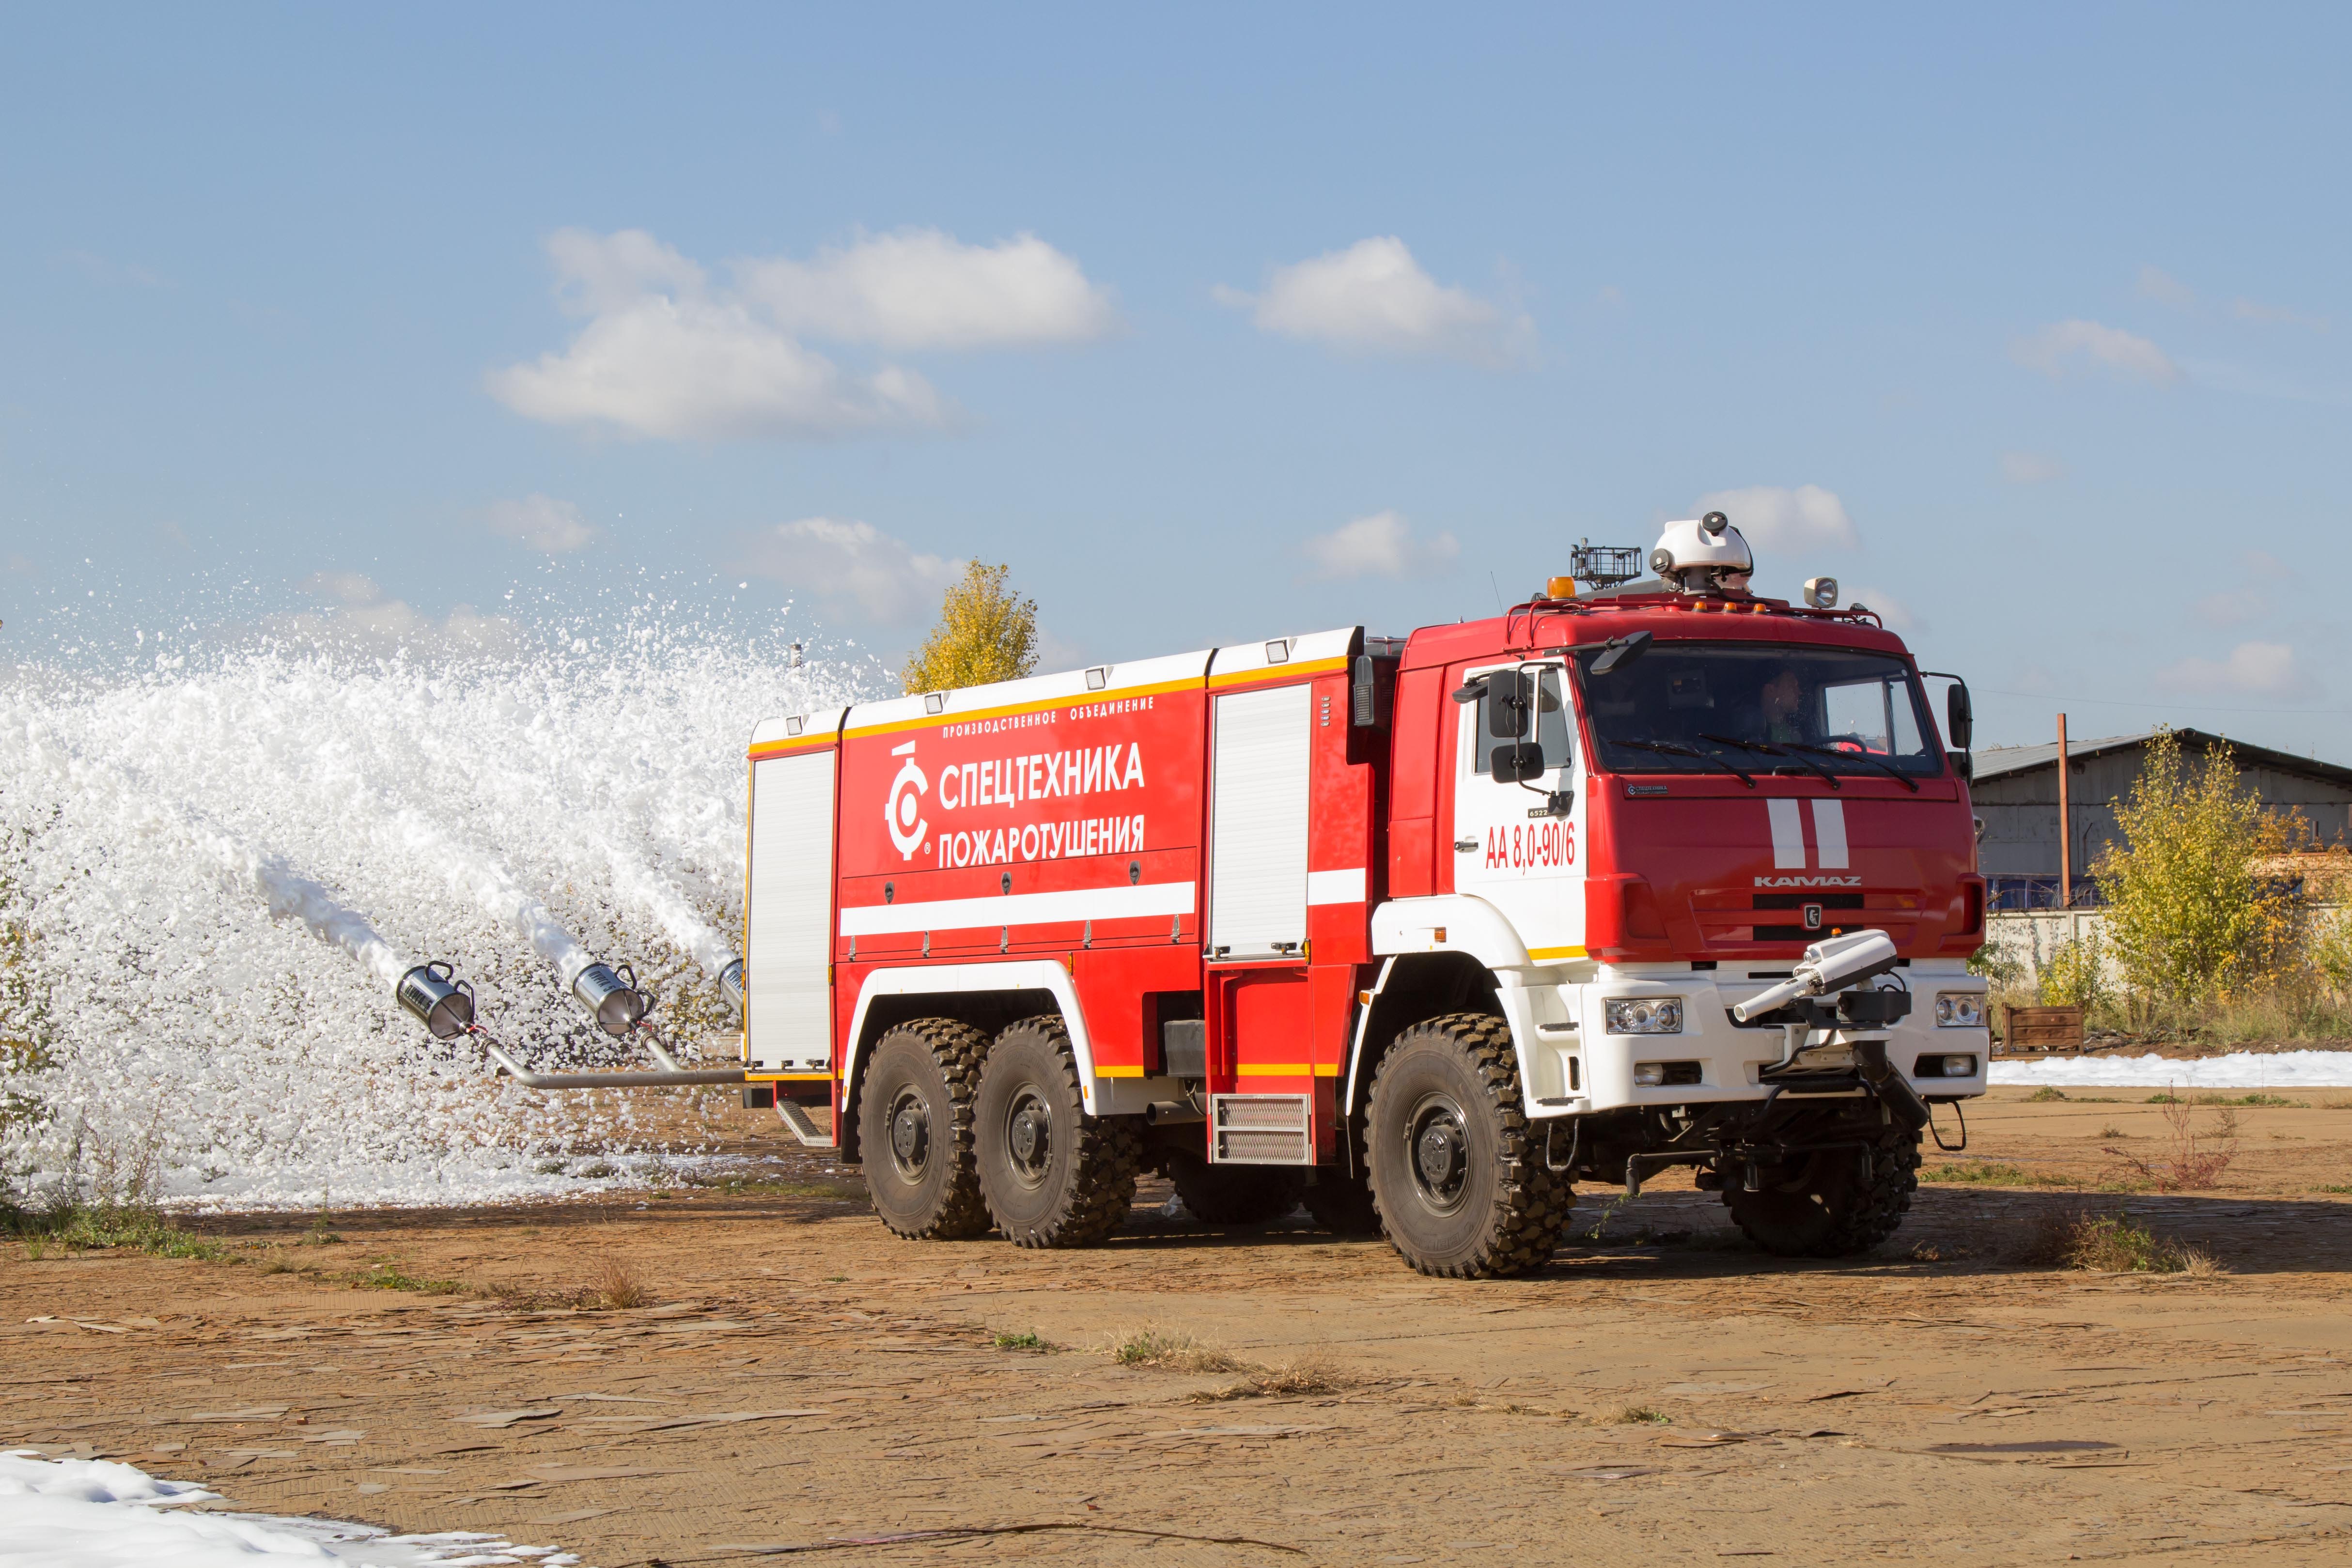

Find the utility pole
[[2055, 713, 2072, 909]]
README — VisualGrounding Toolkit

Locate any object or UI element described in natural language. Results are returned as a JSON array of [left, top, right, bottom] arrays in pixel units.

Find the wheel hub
[[1007, 1090, 1052, 1183], [888, 1091, 930, 1178], [1407, 1094, 1469, 1210]]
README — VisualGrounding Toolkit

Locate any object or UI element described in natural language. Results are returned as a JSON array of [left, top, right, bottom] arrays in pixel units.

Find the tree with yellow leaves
[[901, 561, 1038, 695], [2096, 729, 2304, 1008]]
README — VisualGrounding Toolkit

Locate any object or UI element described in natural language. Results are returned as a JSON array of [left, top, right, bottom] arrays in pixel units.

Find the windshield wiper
[[1783, 741, 1922, 793], [1698, 733, 1841, 791], [1616, 739, 1756, 789]]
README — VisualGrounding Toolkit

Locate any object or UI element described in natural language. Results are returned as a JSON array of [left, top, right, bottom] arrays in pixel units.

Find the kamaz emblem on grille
[[1802, 903, 1824, 931], [1753, 874, 1863, 887]]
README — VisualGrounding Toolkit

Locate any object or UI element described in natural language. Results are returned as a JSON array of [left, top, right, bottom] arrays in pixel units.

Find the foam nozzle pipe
[[396, 961, 476, 1040], [571, 961, 652, 1037], [718, 958, 745, 1016], [1731, 929, 1901, 1023]]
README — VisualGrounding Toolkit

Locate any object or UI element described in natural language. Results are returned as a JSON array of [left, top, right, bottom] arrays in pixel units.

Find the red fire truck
[[737, 515, 1988, 1277]]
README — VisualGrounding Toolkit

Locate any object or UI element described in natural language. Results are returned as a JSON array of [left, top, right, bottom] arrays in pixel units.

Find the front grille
[[1752, 893, 1866, 911]]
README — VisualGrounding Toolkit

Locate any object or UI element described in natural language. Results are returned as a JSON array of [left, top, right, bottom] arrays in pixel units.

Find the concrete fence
[[1980, 904, 2347, 992]]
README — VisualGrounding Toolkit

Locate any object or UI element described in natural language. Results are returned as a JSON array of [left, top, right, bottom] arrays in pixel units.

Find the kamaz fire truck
[[737, 514, 1988, 1277]]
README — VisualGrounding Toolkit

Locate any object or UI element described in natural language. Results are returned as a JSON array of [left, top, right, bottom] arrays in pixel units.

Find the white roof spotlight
[[1803, 575, 1840, 608], [1648, 511, 1754, 594]]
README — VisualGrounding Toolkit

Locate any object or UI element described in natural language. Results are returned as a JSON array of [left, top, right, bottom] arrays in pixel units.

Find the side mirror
[[1486, 671, 1533, 739], [1491, 742, 1545, 783], [1946, 681, 1973, 751], [1589, 630, 1651, 678]]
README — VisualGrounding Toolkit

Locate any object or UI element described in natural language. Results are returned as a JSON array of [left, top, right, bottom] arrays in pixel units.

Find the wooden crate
[[2003, 1005, 2084, 1050]]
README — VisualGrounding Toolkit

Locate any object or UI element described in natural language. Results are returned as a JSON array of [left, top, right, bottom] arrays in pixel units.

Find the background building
[[1969, 729, 2352, 908]]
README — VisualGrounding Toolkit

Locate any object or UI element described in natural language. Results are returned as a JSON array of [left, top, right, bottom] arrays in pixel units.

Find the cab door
[[1450, 661, 1585, 961]]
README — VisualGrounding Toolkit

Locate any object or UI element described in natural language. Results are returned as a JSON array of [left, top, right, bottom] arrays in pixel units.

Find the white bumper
[[1500, 961, 1990, 1116]]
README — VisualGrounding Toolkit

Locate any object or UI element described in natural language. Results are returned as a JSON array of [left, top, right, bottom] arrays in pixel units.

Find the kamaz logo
[[1754, 874, 1862, 888]]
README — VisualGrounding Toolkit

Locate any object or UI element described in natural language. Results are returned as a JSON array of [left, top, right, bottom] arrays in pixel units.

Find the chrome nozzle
[[571, 962, 651, 1037], [718, 958, 745, 1016], [396, 962, 476, 1040]]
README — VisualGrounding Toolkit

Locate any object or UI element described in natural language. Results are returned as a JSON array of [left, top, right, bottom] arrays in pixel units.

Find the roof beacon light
[[1545, 575, 1577, 599], [1804, 575, 1840, 609], [1648, 514, 1754, 594]]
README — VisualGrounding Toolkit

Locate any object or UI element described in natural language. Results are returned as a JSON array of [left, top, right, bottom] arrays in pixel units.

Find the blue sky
[[4, 4, 2346, 758]]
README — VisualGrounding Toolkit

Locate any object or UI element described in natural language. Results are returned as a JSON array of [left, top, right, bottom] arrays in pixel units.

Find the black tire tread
[[1364, 1011, 1572, 1279], [862, 1017, 993, 1242], [985, 1016, 1144, 1249], [1726, 1131, 1921, 1258]]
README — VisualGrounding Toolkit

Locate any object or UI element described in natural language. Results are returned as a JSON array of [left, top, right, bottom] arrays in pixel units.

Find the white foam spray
[[0, 607, 872, 1209]]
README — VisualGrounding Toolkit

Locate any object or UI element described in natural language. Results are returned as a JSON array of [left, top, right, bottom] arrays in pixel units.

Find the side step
[[1209, 1094, 1312, 1165], [774, 1100, 838, 1149]]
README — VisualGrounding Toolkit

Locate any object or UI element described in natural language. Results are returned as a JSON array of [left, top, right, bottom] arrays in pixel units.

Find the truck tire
[[1301, 1167, 1383, 1237], [975, 1015, 1143, 1248], [1723, 1132, 1921, 1258], [1364, 1012, 1571, 1278], [856, 1018, 992, 1241], [1167, 1150, 1303, 1226]]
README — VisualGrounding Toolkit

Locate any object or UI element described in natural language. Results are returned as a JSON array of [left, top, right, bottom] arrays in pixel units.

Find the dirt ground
[[9, 1087, 2352, 1567]]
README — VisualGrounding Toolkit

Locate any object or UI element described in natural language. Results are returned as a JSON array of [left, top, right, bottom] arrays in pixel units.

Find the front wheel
[[1364, 1012, 1571, 1278], [1723, 1132, 1921, 1258], [974, 1016, 1143, 1248]]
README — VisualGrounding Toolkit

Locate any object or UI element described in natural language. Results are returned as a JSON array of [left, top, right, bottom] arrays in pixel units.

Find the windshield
[[1572, 641, 1943, 778]]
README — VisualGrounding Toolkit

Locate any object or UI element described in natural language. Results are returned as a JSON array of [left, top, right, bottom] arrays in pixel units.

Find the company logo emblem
[[1802, 902, 1824, 931], [885, 740, 929, 860]]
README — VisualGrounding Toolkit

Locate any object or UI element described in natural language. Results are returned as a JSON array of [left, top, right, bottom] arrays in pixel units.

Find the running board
[[775, 1100, 838, 1149], [1209, 1094, 1313, 1165]]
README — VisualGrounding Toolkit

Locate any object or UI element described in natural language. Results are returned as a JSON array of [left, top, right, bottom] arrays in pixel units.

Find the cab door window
[[1473, 666, 1573, 776]]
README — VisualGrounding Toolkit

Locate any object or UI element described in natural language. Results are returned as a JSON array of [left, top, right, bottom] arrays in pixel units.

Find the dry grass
[[587, 1256, 653, 1309], [2103, 1089, 2236, 1192], [1190, 1354, 1353, 1402], [2015, 1209, 2226, 1276], [483, 1255, 656, 1312], [1109, 1329, 1245, 1373]]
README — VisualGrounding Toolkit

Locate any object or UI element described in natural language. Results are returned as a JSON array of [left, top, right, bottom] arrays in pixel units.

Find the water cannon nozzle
[[719, 957, 745, 1016], [396, 961, 476, 1040], [571, 962, 653, 1037]]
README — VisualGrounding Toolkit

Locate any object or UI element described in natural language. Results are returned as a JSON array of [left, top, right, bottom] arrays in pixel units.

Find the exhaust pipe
[[570, 962, 652, 1036], [718, 957, 745, 1017], [396, 962, 476, 1040]]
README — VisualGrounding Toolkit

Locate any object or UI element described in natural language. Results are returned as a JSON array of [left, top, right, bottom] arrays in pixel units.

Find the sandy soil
[[9, 1089, 2352, 1567]]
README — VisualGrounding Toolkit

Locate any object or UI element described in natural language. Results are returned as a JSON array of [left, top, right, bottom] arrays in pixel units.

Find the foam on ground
[[0, 607, 872, 1209], [0, 1450, 576, 1567], [1990, 1049, 2352, 1089]]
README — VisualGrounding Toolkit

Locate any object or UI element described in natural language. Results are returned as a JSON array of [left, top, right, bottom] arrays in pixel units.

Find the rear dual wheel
[[857, 1018, 993, 1241], [975, 1016, 1143, 1247]]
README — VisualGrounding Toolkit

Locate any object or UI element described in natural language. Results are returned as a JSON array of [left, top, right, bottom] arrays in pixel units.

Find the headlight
[[1933, 992, 1984, 1028], [1605, 997, 1683, 1035]]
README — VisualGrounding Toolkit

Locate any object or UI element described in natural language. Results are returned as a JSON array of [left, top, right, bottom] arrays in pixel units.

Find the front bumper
[[1499, 962, 1990, 1116]]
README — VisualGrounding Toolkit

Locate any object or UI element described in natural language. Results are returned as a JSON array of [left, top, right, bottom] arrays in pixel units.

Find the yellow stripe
[[744, 1072, 834, 1083], [748, 736, 837, 760], [1096, 1065, 1147, 1078], [840, 675, 1203, 743], [1207, 656, 1348, 689], [1526, 945, 1589, 961], [1235, 1062, 1340, 1076]]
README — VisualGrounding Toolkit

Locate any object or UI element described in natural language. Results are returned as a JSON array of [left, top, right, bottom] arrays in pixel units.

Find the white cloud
[[734, 517, 961, 623], [1218, 237, 1531, 367], [485, 494, 598, 553], [2230, 296, 2329, 331], [489, 224, 1111, 442], [736, 229, 1118, 351], [2010, 319, 2180, 385], [1849, 587, 1920, 634], [301, 571, 383, 606], [2193, 586, 2264, 628], [1691, 484, 1858, 552], [2156, 640, 2301, 697], [2000, 451, 2066, 484], [1299, 511, 1461, 581], [2137, 265, 2196, 307]]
